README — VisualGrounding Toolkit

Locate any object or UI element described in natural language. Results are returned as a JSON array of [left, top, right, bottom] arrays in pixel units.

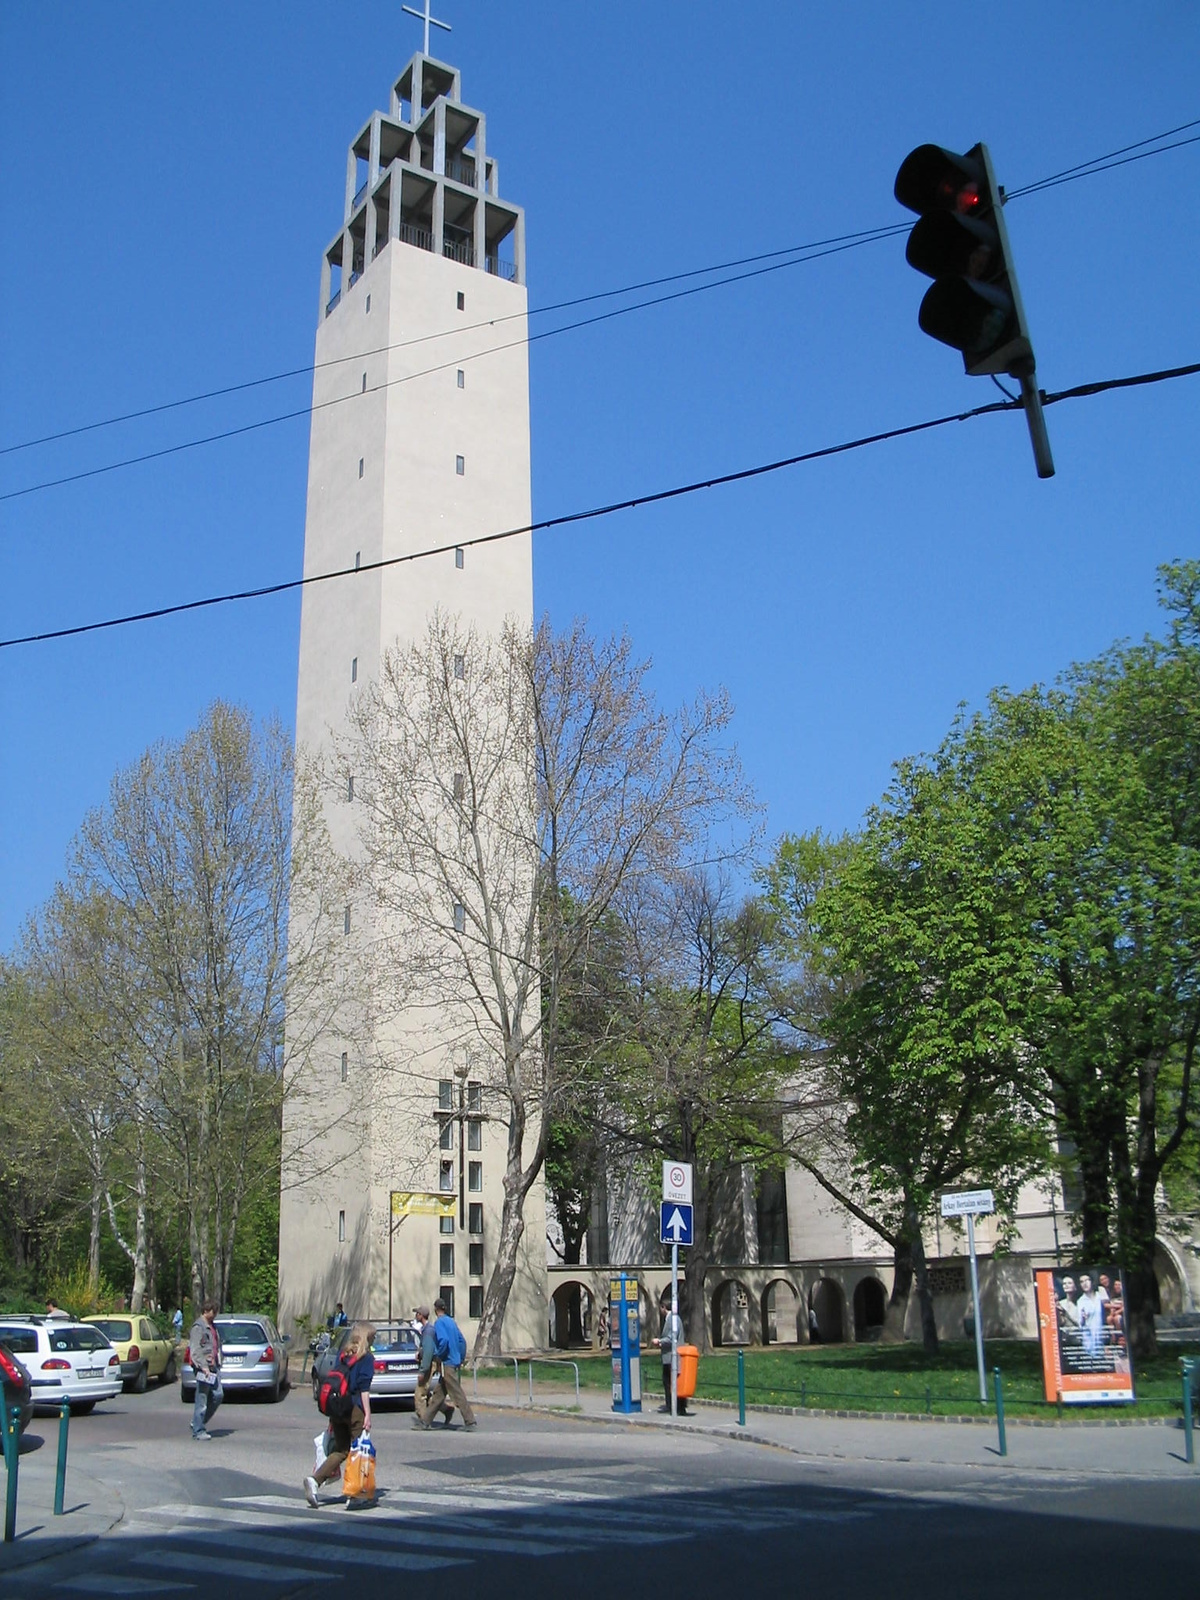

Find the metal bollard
[[55, 1399, 70, 1515], [1183, 1360, 1194, 1467], [993, 1367, 1007, 1458], [737, 1348, 746, 1426], [2, 1397, 17, 1543]]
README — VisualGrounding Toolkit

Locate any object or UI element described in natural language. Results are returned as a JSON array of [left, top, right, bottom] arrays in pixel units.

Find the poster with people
[[1033, 1267, 1135, 1404]]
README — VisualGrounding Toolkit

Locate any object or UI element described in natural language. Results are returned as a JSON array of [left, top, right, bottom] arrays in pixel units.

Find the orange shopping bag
[[342, 1435, 376, 1499]]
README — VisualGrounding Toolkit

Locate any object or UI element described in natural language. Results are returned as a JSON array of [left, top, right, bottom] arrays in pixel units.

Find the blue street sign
[[660, 1202, 693, 1246]]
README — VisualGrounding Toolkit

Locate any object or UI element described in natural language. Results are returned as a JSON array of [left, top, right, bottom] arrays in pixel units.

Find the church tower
[[279, 47, 545, 1346]]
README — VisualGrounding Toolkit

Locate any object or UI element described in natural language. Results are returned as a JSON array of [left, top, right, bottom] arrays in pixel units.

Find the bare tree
[[343, 614, 751, 1354]]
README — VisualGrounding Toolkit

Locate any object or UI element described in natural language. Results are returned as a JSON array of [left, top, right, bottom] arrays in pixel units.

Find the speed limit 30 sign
[[662, 1161, 693, 1205]]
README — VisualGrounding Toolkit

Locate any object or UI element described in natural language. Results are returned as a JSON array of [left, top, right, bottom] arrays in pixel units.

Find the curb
[[688, 1397, 1183, 1430]]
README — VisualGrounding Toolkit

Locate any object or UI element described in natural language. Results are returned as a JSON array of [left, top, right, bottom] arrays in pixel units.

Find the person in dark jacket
[[304, 1321, 374, 1505], [412, 1305, 453, 1428]]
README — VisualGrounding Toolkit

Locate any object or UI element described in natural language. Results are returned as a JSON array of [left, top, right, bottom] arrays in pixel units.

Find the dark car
[[311, 1321, 419, 1406], [0, 1340, 35, 1435]]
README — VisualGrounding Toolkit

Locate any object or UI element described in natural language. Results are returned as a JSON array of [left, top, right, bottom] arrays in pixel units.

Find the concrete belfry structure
[[278, 51, 545, 1346]]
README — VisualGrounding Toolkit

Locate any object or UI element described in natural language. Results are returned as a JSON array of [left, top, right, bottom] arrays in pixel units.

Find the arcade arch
[[712, 1278, 754, 1346], [761, 1278, 803, 1344], [809, 1277, 845, 1344], [852, 1276, 886, 1341]]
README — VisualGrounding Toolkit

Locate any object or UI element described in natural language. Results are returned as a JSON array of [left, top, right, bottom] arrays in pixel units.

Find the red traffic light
[[894, 144, 985, 218]]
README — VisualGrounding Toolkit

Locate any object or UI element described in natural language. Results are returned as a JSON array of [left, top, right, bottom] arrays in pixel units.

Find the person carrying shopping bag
[[305, 1321, 375, 1506]]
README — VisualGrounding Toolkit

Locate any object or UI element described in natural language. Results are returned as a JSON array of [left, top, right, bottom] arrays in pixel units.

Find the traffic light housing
[[894, 142, 1032, 378], [894, 141, 1054, 477]]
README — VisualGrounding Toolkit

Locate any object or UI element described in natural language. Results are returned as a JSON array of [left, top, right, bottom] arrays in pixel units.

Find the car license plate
[[79, 1368, 100, 1379]]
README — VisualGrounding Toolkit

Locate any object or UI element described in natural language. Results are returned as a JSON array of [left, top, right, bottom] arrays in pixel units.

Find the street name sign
[[940, 1189, 995, 1218], [660, 1202, 694, 1246], [662, 1161, 693, 1205]]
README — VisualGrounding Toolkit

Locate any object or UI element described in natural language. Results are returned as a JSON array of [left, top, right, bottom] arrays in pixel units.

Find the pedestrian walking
[[189, 1299, 224, 1439], [412, 1305, 454, 1428], [305, 1320, 375, 1506], [654, 1304, 689, 1415], [431, 1298, 476, 1429]]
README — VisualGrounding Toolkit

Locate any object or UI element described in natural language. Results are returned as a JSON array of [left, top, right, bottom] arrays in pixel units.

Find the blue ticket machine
[[610, 1274, 642, 1413]]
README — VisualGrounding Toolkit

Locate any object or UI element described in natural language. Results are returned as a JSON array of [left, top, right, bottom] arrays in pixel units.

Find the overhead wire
[[2, 360, 1195, 653], [2, 111, 1196, 481]]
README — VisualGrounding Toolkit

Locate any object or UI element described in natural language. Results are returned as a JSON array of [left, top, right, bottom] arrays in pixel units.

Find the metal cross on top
[[402, 0, 451, 56]]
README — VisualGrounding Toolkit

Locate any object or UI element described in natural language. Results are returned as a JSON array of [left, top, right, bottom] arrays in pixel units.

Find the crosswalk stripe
[[132, 1550, 319, 1584], [142, 1525, 466, 1571], [55, 1579, 194, 1596]]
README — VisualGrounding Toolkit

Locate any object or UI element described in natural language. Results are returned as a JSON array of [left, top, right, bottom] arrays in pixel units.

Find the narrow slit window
[[341, 1051, 348, 1082], [439, 1161, 454, 1192], [454, 654, 465, 680], [439, 1119, 453, 1150], [438, 1080, 453, 1111], [468, 1161, 482, 1193], [361, 372, 367, 392], [453, 902, 466, 934], [347, 775, 355, 801], [355, 551, 361, 569], [358, 458, 364, 478], [343, 905, 351, 935], [366, 293, 371, 313], [469, 1244, 484, 1277], [440, 1243, 454, 1276], [467, 1082, 482, 1112], [456, 292, 465, 310], [455, 547, 464, 569], [338, 1210, 346, 1242], [469, 1285, 483, 1318], [455, 455, 465, 476], [351, 657, 358, 683], [456, 369, 464, 388], [452, 772, 465, 804], [467, 1120, 481, 1152], [468, 1204, 483, 1233]]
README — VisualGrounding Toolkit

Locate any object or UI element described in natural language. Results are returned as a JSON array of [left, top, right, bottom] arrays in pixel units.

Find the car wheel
[[269, 1378, 282, 1404], [312, 1372, 321, 1401], [71, 1401, 96, 1415], [132, 1362, 148, 1394], [162, 1354, 177, 1384], [181, 1386, 194, 1405]]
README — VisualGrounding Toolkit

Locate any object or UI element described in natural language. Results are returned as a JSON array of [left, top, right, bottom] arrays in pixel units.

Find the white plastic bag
[[313, 1429, 331, 1473]]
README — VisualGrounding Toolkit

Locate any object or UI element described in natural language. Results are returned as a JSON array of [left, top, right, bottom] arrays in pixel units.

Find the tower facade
[[279, 54, 546, 1346]]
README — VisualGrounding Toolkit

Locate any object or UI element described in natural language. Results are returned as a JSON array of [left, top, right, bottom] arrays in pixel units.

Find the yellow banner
[[391, 1191, 458, 1218]]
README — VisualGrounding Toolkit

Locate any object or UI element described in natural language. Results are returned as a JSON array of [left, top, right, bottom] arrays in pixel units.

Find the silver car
[[311, 1321, 419, 1406], [181, 1315, 288, 1403]]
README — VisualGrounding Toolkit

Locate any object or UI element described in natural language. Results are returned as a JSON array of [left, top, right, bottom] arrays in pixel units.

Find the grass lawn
[[523, 1340, 1200, 1420]]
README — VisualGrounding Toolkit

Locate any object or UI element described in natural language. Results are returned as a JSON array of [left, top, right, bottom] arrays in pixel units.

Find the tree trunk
[[881, 1235, 913, 1343], [88, 1183, 103, 1294], [475, 1172, 528, 1357], [907, 1201, 939, 1354]]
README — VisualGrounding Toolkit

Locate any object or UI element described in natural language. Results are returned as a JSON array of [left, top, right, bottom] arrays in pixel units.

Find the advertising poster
[[1034, 1267, 1135, 1404]]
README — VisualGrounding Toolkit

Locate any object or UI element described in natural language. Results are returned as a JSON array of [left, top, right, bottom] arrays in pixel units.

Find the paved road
[[3, 1379, 1198, 1598]]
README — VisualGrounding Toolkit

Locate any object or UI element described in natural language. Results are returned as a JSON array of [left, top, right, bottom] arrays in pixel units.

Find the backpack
[[317, 1352, 355, 1418]]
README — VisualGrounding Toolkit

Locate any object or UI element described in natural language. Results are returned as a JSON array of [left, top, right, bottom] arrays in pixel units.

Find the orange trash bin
[[675, 1344, 699, 1399]]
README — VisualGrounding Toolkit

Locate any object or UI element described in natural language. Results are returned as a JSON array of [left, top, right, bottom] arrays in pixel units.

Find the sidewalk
[[473, 1375, 1199, 1479], [0, 1433, 124, 1574]]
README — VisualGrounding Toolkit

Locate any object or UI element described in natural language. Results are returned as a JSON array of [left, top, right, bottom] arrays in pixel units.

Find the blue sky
[[2, 1, 1198, 950]]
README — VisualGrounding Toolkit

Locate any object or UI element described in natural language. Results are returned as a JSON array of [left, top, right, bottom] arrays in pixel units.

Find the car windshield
[[48, 1328, 112, 1353], [372, 1326, 418, 1353], [89, 1320, 133, 1341], [0, 1329, 38, 1354], [216, 1321, 268, 1345]]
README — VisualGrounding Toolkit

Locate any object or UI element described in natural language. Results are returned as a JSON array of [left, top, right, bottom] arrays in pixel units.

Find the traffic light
[[894, 141, 1054, 477]]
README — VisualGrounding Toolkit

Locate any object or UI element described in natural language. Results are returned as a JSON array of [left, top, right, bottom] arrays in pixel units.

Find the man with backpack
[[431, 1297, 476, 1429], [305, 1321, 375, 1506]]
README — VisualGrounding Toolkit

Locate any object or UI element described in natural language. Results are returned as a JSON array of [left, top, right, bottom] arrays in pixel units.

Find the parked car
[[83, 1314, 178, 1392], [0, 1340, 35, 1435], [180, 1315, 288, 1403], [0, 1316, 122, 1413], [311, 1320, 420, 1406]]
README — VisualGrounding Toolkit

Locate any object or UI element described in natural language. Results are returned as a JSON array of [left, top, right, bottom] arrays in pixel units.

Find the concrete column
[[365, 197, 377, 264], [345, 147, 357, 222], [473, 115, 486, 190], [473, 198, 485, 276], [319, 252, 331, 322], [341, 229, 353, 291], [433, 101, 447, 175], [369, 114, 381, 183], [514, 210, 526, 286], [432, 179, 445, 257], [389, 168, 401, 239]]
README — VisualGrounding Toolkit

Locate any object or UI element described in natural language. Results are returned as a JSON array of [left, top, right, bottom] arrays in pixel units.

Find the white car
[[0, 1316, 123, 1413]]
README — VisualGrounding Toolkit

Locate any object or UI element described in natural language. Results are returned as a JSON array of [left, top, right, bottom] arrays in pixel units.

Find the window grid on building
[[439, 1214, 455, 1236], [439, 1119, 453, 1150], [468, 1120, 482, 1151], [468, 1204, 483, 1234], [440, 1285, 455, 1316], [440, 1161, 454, 1192], [469, 1285, 483, 1319], [438, 1080, 453, 1111], [468, 1161, 482, 1192], [439, 1243, 454, 1276], [467, 1082, 482, 1112], [469, 1243, 484, 1276]]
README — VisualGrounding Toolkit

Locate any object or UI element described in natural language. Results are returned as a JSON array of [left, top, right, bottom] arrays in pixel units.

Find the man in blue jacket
[[432, 1297, 476, 1429]]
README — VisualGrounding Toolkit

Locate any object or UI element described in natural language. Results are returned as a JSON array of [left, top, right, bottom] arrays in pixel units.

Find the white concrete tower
[[279, 52, 545, 1345]]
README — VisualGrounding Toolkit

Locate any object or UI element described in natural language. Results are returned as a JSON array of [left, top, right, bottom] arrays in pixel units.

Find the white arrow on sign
[[664, 1207, 689, 1242]]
